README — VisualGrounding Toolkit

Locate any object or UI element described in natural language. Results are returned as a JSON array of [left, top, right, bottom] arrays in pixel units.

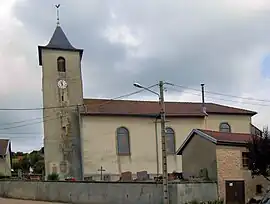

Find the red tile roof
[[82, 98, 257, 117], [0, 139, 9, 156], [199, 129, 252, 143], [176, 129, 253, 155]]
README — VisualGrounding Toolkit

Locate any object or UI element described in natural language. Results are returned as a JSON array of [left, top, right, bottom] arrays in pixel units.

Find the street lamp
[[133, 81, 169, 204], [133, 82, 160, 96]]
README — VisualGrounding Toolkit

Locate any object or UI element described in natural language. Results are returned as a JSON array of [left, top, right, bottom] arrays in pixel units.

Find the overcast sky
[[1, 0, 270, 152]]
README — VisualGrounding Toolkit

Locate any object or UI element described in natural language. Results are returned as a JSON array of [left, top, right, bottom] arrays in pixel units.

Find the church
[[38, 22, 259, 181]]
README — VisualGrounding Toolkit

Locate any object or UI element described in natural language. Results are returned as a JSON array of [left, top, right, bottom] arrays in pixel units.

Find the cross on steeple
[[55, 4, 61, 26]]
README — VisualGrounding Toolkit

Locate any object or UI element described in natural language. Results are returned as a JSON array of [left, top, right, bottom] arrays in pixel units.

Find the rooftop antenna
[[55, 4, 61, 26]]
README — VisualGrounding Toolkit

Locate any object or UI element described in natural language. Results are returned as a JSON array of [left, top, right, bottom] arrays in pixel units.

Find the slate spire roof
[[45, 25, 76, 50], [38, 25, 83, 65]]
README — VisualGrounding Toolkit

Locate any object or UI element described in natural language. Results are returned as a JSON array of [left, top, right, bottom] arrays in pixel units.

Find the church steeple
[[45, 25, 77, 50], [38, 24, 83, 66], [37, 5, 84, 180], [38, 4, 83, 66]]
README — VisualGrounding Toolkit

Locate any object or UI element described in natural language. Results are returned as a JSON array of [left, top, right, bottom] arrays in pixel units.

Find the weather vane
[[55, 4, 61, 26]]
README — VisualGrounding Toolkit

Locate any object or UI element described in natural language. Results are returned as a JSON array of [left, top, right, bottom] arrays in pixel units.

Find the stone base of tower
[[44, 161, 71, 181], [44, 135, 83, 181]]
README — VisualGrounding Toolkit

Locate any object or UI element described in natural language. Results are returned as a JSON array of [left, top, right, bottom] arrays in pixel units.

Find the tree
[[29, 151, 43, 167], [40, 147, 44, 154], [20, 156, 31, 172], [12, 162, 22, 173], [15, 152, 25, 156], [47, 173, 59, 181], [246, 127, 270, 180], [11, 148, 45, 175], [34, 160, 45, 174]]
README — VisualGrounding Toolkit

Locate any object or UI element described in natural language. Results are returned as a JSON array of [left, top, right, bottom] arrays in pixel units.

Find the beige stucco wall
[[81, 116, 204, 179], [216, 145, 268, 202], [81, 114, 252, 180], [206, 114, 251, 133], [182, 133, 217, 180], [0, 152, 11, 176], [41, 48, 83, 178]]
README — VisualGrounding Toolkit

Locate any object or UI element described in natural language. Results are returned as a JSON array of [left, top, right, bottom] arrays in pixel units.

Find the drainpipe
[[77, 105, 84, 181], [154, 115, 160, 177]]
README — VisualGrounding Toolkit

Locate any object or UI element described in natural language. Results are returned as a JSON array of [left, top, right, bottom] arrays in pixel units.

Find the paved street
[[0, 198, 65, 204]]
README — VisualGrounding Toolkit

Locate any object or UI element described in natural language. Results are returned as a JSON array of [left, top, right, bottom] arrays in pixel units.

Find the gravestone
[[182, 172, 195, 179], [137, 171, 149, 180], [121, 171, 132, 181]]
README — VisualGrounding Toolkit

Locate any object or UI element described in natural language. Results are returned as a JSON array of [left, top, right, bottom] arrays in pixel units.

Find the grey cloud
[[12, 1, 270, 95], [3, 0, 270, 151]]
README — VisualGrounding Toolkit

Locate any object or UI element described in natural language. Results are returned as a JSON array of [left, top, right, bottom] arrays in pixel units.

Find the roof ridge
[[207, 102, 255, 112], [199, 129, 252, 135], [84, 98, 216, 104]]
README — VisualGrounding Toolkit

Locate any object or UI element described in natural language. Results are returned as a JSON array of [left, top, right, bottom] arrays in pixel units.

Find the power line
[[0, 104, 80, 111], [0, 132, 42, 135], [0, 115, 56, 127], [0, 135, 42, 139], [0, 84, 156, 111], [0, 86, 157, 131], [167, 87, 270, 107], [168, 83, 270, 103], [0, 115, 63, 131]]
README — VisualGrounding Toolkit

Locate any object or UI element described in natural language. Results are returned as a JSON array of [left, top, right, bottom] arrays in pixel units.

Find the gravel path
[[0, 198, 65, 204]]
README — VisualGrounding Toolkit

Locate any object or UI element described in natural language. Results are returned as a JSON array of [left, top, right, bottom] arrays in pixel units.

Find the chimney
[[201, 83, 207, 115]]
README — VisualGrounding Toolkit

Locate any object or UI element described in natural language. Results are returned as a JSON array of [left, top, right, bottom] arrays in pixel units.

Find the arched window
[[57, 57, 66, 72], [166, 127, 175, 154], [219, 122, 231, 133], [116, 127, 130, 155]]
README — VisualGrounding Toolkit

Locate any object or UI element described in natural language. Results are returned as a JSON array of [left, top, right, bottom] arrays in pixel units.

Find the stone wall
[[0, 181, 218, 204], [216, 145, 269, 203]]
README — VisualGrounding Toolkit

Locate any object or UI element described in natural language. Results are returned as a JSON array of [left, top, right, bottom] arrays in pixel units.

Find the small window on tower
[[256, 184, 262, 194], [57, 57, 66, 72], [61, 95, 64, 101]]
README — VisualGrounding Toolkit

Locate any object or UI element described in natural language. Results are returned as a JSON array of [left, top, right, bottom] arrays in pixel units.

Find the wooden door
[[225, 180, 245, 204]]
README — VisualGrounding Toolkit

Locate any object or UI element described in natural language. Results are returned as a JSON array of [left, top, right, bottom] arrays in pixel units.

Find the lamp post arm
[[142, 87, 160, 96]]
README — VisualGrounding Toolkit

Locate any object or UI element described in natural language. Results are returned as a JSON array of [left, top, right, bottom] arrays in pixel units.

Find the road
[[0, 198, 65, 204]]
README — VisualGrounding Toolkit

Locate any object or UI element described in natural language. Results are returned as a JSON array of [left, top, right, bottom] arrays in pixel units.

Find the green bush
[[47, 173, 59, 181]]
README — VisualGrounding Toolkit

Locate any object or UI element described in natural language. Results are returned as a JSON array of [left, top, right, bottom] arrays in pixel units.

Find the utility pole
[[133, 80, 169, 203], [159, 80, 169, 204], [154, 117, 160, 177]]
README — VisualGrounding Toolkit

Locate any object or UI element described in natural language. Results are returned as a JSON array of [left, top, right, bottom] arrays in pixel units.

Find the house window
[[242, 152, 249, 168], [116, 127, 130, 155], [57, 57, 66, 72], [219, 122, 231, 133], [256, 184, 262, 194], [52, 164, 58, 174], [62, 126, 66, 135], [166, 127, 175, 154]]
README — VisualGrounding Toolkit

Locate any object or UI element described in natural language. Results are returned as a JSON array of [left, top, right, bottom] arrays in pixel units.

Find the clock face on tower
[[58, 79, 67, 89]]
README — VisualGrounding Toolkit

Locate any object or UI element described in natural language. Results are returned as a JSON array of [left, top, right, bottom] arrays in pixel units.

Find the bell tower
[[38, 5, 84, 180]]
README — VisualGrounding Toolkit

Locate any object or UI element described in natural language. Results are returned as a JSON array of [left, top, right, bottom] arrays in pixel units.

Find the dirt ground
[[0, 198, 65, 204]]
